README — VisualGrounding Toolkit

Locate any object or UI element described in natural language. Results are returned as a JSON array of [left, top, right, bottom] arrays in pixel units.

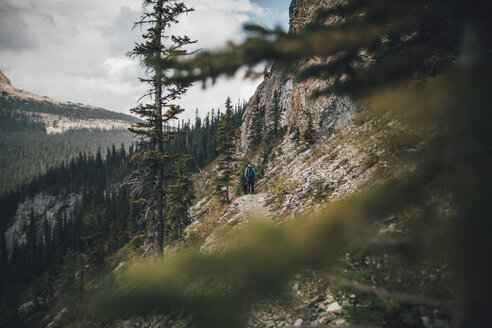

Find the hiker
[[244, 164, 256, 194]]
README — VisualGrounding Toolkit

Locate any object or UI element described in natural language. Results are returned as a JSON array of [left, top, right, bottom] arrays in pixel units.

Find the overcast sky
[[0, 0, 290, 120]]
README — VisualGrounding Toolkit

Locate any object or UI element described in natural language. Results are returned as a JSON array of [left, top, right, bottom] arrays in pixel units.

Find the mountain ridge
[[0, 70, 136, 194], [0, 70, 139, 130]]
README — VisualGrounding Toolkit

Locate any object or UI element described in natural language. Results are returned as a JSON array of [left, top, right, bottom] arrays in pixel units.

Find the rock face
[[4, 192, 82, 256], [289, 0, 333, 33], [240, 0, 359, 150]]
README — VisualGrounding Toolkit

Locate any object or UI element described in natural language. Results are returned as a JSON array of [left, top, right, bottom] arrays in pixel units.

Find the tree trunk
[[226, 183, 230, 204], [153, 0, 165, 257]]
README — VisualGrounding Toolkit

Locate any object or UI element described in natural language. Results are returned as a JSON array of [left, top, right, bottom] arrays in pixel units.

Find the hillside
[[0, 71, 138, 194]]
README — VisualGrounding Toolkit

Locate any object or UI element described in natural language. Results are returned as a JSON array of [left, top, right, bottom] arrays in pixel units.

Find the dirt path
[[237, 193, 270, 217], [222, 193, 272, 226]]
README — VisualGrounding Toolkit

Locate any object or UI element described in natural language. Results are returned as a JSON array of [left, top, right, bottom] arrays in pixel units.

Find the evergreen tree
[[215, 98, 236, 203], [81, 199, 106, 272], [291, 127, 300, 143], [0, 144, 135, 288], [56, 248, 81, 297], [205, 112, 217, 163], [127, 0, 194, 256], [248, 97, 265, 151], [166, 155, 195, 239], [302, 113, 316, 145]]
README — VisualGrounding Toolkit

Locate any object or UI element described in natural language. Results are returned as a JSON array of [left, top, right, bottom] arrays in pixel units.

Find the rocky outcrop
[[289, 0, 333, 33], [240, 0, 360, 150], [4, 192, 82, 255]]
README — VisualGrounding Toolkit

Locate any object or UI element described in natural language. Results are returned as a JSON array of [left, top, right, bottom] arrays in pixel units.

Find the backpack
[[247, 167, 255, 180]]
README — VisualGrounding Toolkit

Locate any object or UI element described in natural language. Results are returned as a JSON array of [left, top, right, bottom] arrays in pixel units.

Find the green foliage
[[127, 0, 195, 256], [166, 155, 195, 240], [0, 94, 137, 194], [215, 97, 236, 203], [0, 129, 133, 195], [312, 179, 325, 200], [248, 97, 266, 151], [56, 249, 82, 297], [291, 127, 300, 143], [94, 180, 434, 328], [0, 286, 23, 328], [302, 113, 316, 145], [0, 145, 135, 289], [335, 250, 452, 327]]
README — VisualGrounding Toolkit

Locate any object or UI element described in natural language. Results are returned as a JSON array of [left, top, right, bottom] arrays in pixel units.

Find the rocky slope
[[180, 1, 405, 326], [240, 0, 357, 150]]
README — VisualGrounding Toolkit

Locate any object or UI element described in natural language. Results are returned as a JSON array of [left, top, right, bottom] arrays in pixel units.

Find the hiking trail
[[235, 193, 271, 218], [221, 192, 273, 227]]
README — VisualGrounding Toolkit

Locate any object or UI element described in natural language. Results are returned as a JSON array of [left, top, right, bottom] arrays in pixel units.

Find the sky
[[0, 0, 291, 121]]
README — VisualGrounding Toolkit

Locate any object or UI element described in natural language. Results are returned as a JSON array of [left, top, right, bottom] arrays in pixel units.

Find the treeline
[[163, 102, 245, 172], [0, 129, 135, 195], [0, 93, 139, 194], [0, 101, 245, 195], [0, 108, 46, 133]]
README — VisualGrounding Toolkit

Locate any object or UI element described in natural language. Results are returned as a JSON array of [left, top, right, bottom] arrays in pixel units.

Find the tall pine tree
[[166, 155, 195, 239], [128, 0, 194, 256], [215, 97, 236, 204], [302, 113, 316, 145], [248, 96, 265, 151]]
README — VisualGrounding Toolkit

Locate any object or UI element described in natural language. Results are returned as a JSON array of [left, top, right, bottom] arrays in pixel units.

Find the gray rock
[[4, 192, 82, 257], [239, 0, 360, 151]]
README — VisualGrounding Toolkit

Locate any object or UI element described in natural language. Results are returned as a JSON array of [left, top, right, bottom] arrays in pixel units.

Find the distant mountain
[[0, 70, 138, 194], [0, 70, 139, 134]]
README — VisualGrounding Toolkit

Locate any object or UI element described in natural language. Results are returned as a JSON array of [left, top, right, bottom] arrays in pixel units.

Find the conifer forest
[[1, 0, 491, 327]]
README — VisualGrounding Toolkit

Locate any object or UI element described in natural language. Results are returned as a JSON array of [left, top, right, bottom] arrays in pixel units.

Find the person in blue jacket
[[244, 164, 256, 194]]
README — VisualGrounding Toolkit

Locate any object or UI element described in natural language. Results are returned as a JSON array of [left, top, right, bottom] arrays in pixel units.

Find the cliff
[[289, 0, 333, 33], [240, 0, 359, 150], [4, 193, 82, 256]]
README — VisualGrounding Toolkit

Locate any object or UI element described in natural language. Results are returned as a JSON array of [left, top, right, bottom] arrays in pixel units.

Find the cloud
[[0, 3, 44, 51], [177, 70, 263, 115], [0, 0, 289, 122], [97, 6, 142, 57]]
